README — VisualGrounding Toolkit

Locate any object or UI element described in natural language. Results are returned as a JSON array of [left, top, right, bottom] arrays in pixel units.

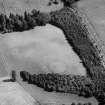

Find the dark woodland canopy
[[0, 1, 104, 105]]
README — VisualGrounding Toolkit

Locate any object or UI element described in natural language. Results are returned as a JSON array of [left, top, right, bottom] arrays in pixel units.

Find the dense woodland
[[18, 7, 105, 105], [60, 0, 80, 6], [0, 9, 51, 33], [20, 71, 94, 97], [0, 0, 105, 105], [49, 7, 105, 105], [70, 102, 92, 105]]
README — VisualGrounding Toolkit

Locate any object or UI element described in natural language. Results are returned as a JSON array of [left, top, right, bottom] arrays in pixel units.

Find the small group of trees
[[60, 0, 80, 7], [20, 71, 94, 98], [71, 102, 92, 105], [50, 7, 105, 80], [20, 70, 31, 82], [0, 9, 51, 33], [48, 0, 59, 6], [3, 70, 16, 82], [19, 6, 105, 104], [50, 6, 105, 104]]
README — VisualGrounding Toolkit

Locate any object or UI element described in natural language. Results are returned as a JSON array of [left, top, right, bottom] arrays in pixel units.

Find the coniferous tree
[[31, 9, 40, 17], [24, 11, 36, 29], [11, 70, 16, 82], [87, 103, 92, 105], [6, 17, 13, 32], [77, 103, 82, 105], [14, 14, 24, 31], [61, 0, 80, 6], [36, 13, 51, 26], [9, 13, 17, 31], [71, 102, 76, 105], [0, 14, 7, 32]]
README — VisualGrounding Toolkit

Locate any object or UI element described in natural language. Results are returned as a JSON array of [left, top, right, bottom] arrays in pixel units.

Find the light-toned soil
[[0, 77, 36, 105]]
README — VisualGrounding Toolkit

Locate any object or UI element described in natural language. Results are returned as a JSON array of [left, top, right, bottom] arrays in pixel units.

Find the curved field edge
[[19, 7, 105, 104], [49, 7, 105, 104], [75, 6, 105, 68], [17, 6, 105, 104]]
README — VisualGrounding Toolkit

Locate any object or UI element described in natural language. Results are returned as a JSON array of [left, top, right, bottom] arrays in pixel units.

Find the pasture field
[[0, 24, 98, 104], [0, 77, 35, 105], [0, 0, 104, 104], [0, 24, 86, 76]]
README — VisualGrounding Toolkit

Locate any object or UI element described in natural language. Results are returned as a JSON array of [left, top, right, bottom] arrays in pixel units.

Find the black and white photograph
[[0, 0, 104, 105]]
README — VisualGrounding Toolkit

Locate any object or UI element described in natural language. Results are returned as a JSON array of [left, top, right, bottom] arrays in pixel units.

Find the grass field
[[0, 24, 86, 76], [0, 23, 98, 104], [0, 77, 35, 105], [0, 0, 63, 15], [0, 0, 104, 104]]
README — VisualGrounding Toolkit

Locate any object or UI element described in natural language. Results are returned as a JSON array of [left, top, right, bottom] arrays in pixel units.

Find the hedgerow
[[0, 3, 104, 104], [49, 7, 105, 104], [18, 6, 105, 104], [20, 71, 94, 97]]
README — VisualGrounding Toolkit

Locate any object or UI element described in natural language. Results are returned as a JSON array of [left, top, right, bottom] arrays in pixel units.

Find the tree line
[[18, 6, 105, 104], [70, 102, 92, 105], [20, 71, 94, 98], [49, 7, 105, 105], [0, 9, 51, 33], [1, 2, 104, 104], [60, 0, 80, 7]]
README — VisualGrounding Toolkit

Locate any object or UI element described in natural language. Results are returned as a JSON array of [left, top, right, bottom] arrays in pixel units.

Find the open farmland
[[0, 23, 98, 104], [77, 0, 105, 68], [0, 0, 104, 104], [0, 24, 86, 76], [0, 77, 35, 105]]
